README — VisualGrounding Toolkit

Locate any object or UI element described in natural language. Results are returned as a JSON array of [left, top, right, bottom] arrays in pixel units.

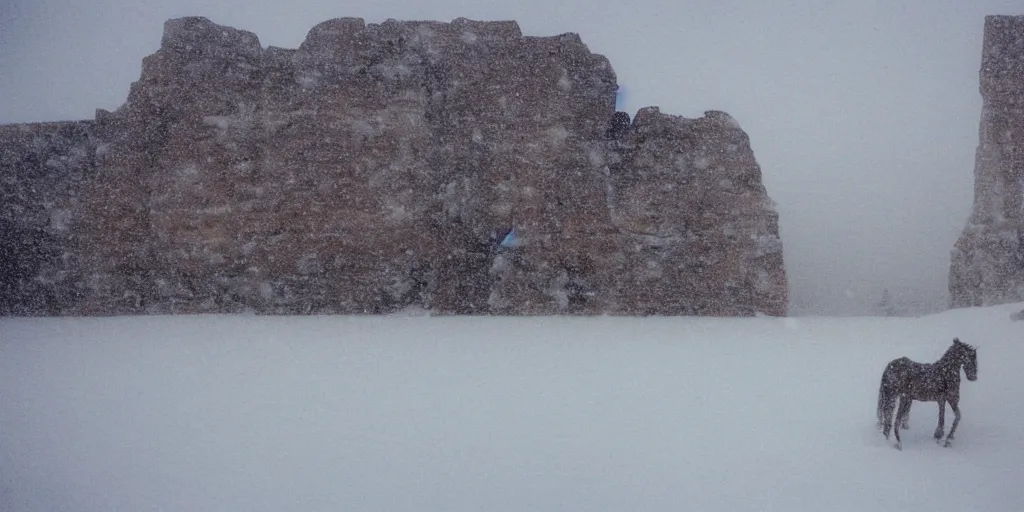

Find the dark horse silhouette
[[876, 338, 978, 450]]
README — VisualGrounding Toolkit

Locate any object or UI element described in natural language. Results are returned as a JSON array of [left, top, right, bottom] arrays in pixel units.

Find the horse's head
[[953, 338, 978, 381]]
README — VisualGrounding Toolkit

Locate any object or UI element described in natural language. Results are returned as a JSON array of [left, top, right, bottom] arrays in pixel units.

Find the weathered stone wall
[[608, 108, 786, 315], [0, 16, 787, 316], [950, 15, 1024, 308], [0, 121, 96, 315]]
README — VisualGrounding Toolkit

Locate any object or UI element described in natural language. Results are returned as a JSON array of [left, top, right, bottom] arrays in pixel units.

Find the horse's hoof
[[895, 443, 902, 451], [943, 440, 953, 448]]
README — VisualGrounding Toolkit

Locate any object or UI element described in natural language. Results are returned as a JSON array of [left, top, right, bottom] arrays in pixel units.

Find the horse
[[876, 338, 978, 450]]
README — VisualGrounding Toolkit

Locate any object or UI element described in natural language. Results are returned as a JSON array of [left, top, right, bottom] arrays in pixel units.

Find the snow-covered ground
[[2, 304, 1022, 511]]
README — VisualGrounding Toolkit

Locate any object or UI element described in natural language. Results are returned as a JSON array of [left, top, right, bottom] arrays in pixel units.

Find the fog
[[2, 0, 1020, 315]]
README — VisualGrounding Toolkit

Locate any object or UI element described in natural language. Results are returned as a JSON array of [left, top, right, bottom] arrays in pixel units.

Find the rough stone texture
[[950, 15, 1024, 308], [0, 122, 96, 315], [608, 108, 786, 315], [0, 16, 787, 316]]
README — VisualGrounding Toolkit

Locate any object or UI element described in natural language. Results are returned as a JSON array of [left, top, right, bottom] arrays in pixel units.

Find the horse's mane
[[936, 339, 972, 367]]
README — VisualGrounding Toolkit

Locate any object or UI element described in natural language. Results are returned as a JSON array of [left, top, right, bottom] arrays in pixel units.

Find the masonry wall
[[950, 15, 1024, 308], [0, 17, 788, 316]]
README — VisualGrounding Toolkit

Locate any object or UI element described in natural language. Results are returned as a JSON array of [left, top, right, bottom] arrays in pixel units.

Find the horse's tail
[[877, 361, 898, 429]]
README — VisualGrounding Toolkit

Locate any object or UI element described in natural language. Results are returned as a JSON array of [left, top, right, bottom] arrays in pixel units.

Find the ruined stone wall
[[950, 15, 1024, 308], [0, 16, 787, 316], [0, 122, 96, 315], [608, 108, 786, 315]]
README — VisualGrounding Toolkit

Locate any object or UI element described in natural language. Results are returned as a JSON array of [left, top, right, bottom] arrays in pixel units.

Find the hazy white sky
[[2, 0, 1020, 315]]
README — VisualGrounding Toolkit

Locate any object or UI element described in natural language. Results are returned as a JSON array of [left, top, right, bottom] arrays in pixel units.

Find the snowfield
[[2, 304, 1022, 511]]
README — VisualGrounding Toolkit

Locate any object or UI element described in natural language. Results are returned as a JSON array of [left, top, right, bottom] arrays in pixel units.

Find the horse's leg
[[934, 399, 946, 441], [901, 400, 911, 430], [944, 398, 961, 447], [894, 397, 912, 450]]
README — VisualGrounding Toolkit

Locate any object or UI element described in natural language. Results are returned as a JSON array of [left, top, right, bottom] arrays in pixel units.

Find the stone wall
[[950, 15, 1024, 308], [0, 16, 787, 316], [608, 108, 786, 315], [0, 121, 96, 314]]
